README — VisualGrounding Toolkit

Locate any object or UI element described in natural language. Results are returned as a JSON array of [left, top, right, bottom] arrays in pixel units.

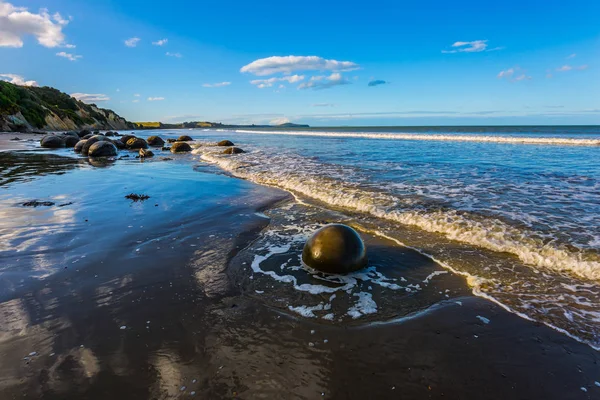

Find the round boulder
[[105, 131, 115, 137], [111, 139, 125, 150], [40, 135, 66, 148], [120, 134, 136, 144], [223, 147, 245, 154], [217, 140, 234, 146], [170, 142, 192, 153], [302, 224, 368, 274], [147, 136, 165, 146], [63, 131, 80, 138], [126, 137, 149, 150], [74, 140, 87, 153], [63, 135, 80, 148], [88, 141, 118, 157], [177, 135, 193, 142], [78, 129, 91, 138], [81, 135, 110, 155]]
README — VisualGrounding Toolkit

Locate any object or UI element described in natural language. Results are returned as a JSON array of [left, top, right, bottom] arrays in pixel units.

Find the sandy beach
[[0, 132, 599, 399]]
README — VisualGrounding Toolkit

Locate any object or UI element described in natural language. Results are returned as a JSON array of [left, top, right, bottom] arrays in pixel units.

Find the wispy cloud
[[132, 99, 139, 103], [250, 75, 304, 88], [368, 79, 388, 87], [147, 97, 165, 101], [56, 51, 82, 61], [0, 1, 72, 48], [497, 67, 530, 82], [0, 73, 38, 86], [202, 82, 232, 88], [134, 93, 140, 97], [557, 64, 588, 72], [71, 93, 110, 103], [124, 37, 141, 47], [152, 38, 168, 46], [312, 103, 335, 107], [442, 40, 503, 54], [298, 72, 350, 90], [241, 56, 359, 76], [270, 117, 291, 125], [567, 53, 576, 59], [166, 52, 182, 58]]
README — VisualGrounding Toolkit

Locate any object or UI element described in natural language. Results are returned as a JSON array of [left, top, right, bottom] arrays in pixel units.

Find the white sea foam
[[197, 148, 600, 281], [221, 129, 600, 146]]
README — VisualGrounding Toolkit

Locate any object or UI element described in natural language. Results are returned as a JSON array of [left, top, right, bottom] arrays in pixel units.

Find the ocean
[[177, 125, 600, 349]]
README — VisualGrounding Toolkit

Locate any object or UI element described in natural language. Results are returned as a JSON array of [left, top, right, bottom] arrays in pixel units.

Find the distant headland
[[135, 121, 310, 130]]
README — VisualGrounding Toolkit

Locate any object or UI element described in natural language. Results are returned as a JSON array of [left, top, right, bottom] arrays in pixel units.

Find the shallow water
[[134, 126, 600, 349]]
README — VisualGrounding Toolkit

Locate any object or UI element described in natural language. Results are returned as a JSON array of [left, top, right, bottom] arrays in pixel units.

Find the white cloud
[[298, 72, 350, 90], [63, 43, 75, 48], [0, 73, 38, 86], [241, 55, 359, 76], [202, 82, 232, 88], [312, 103, 335, 107], [56, 51, 82, 61], [134, 93, 140, 97], [152, 38, 168, 46], [557, 64, 588, 72], [567, 53, 576, 59], [0, 1, 71, 48], [250, 74, 304, 88], [132, 99, 139, 103], [166, 51, 182, 58], [270, 117, 291, 125], [497, 67, 530, 82], [71, 93, 110, 103], [442, 40, 502, 54], [147, 97, 165, 101], [124, 37, 140, 47]]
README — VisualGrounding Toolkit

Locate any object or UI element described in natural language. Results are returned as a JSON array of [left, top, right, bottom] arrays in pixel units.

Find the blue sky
[[1, 0, 599, 126]]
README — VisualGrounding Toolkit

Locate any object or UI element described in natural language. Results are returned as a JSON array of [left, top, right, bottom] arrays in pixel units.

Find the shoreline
[[0, 133, 599, 398]]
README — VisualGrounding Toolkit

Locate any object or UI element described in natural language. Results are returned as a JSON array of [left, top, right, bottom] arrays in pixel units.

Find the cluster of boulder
[[39, 131, 245, 160]]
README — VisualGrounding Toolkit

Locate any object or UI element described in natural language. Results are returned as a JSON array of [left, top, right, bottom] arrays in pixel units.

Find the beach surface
[[0, 131, 599, 399]]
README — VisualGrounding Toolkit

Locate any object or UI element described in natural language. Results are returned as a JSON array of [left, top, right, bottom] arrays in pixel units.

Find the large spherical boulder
[[223, 147, 245, 154], [88, 141, 118, 157], [217, 140, 234, 146], [302, 224, 368, 274], [40, 135, 66, 148], [81, 135, 110, 155], [111, 139, 125, 149], [147, 135, 165, 146], [78, 129, 91, 138], [74, 140, 87, 153], [177, 135, 193, 142], [170, 142, 192, 153], [126, 137, 149, 150], [63, 131, 80, 138], [120, 134, 136, 144], [63, 135, 80, 148], [104, 131, 116, 137]]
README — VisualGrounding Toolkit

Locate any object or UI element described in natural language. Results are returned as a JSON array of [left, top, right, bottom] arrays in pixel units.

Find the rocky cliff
[[0, 81, 135, 132]]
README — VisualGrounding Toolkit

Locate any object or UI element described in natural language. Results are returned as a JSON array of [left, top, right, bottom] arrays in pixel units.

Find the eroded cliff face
[[1, 107, 133, 132]]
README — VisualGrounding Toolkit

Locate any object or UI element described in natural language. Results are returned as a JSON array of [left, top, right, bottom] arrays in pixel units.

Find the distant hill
[[0, 80, 135, 132], [135, 121, 310, 129]]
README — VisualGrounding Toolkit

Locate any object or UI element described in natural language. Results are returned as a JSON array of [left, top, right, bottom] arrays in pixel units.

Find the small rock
[[22, 200, 55, 207], [177, 135, 193, 142], [147, 136, 165, 146], [125, 193, 150, 202], [78, 129, 91, 138], [139, 148, 154, 158], [217, 140, 234, 146], [170, 142, 192, 153], [223, 147, 245, 154]]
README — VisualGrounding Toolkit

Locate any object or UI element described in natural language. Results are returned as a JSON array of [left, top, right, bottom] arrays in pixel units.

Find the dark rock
[[74, 140, 87, 153], [125, 193, 150, 202], [105, 131, 116, 137], [88, 141, 118, 157], [81, 135, 110, 155], [223, 147, 245, 154], [217, 140, 234, 146], [111, 139, 126, 150], [302, 224, 368, 273], [78, 129, 91, 138], [177, 135, 193, 142], [10, 137, 21, 141], [147, 136, 165, 146], [126, 137, 149, 150], [166, 138, 177, 143], [139, 148, 154, 158], [93, 131, 100, 135], [120, 135, 136, 144], [40, 135, 66, 148], [63, 131, 80, 138], [170, 142, 192, 153], [22, 200, 55, 207], [161, 146, 171, 151], [161, 157, 173, 161], [63, 136, 79, 148], [83, 134, 93, 140], [118, 155, 130, 160]]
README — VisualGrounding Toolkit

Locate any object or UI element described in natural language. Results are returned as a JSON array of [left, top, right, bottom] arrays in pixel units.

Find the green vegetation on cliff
[[0, 80, 134, 132]]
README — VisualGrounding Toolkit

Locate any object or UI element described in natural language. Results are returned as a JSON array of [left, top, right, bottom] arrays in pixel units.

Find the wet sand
[[0, 141, 599, 399]]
